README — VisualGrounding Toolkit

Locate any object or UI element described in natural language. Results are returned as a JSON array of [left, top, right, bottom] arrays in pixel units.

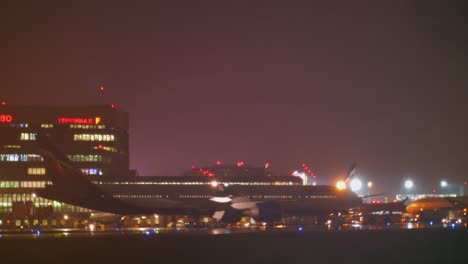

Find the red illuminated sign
[[0, 114, 13, 123], [58, 117, 102, 125]]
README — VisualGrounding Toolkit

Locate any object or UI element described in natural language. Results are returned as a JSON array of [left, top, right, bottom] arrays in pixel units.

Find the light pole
[[367, 181, 373, 203], [440, 180, 448, 194]]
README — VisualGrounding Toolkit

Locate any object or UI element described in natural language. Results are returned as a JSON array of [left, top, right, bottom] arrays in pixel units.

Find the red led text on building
[[58, 117, 102, 125], [0, 114, 13, 123]]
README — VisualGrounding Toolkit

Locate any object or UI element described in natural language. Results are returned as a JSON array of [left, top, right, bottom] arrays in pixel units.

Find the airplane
[[358, 197, 408, 213], [35, 134, 363, 224], [405, 196, 468, 222]]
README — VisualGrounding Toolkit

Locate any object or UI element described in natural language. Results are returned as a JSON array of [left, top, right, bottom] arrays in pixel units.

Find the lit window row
[[0, 181, 52, 188], [41, 124, 54, 128], [0, 154, 43, 162], [0, 123, 29, 128], [0, 181, 19, 188], [28, 167, 46, 175], [73, 134, 115, 141], [70, 124, 106, 129], [93, 145, 118, 152], [262, 195, 293, 199], [68, 155, 104, 162], [3, 145, 21, 148], [113, 194, 163, 198], [305, 195, 337, 199], [20, 181, 52, 188], [94, 181, 297, 186], [0, 194, 92, 214], [179, 195, 213, 199], [81, 168, 103, 175], [20, 133, 37, 141]]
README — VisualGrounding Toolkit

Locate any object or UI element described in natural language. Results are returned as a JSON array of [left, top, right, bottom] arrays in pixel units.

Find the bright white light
[[63, 214, 69, 220], [209, 197, 232, 203], [210, 181, 218, 187], [292, 171, 306, 180], [440, 181, 448, 188], [336, 181, 346, 190], [404, 180, 414, 189], [350, 179, 362, 192], [367, 181, 373, 188]]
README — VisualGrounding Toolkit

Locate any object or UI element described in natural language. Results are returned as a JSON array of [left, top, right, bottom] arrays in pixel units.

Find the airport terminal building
[[0, 105, 130, 227], [0, 104, 341, 229]]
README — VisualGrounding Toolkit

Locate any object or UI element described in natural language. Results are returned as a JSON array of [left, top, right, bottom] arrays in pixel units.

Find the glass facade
[[0, 105, 129, 227]]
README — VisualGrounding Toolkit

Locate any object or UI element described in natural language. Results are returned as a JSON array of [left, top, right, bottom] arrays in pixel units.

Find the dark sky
[[2, 1, 467, 196]]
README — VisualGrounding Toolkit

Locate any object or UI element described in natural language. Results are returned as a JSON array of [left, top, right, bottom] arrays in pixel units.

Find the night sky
[[2, 1, 467, 196]]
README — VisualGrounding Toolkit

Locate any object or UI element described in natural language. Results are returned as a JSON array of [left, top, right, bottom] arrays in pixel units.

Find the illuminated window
[[70, 124, 106, 129], [3, 145, 21, 149], [93, 145, 118, 152], [0, 154, 43, 162], [73, 134, 115, 142], [28, 167, 46, 175], [20, 133, 37, 141], [0, 181, 20, 188], [20, 181, 49, 188], [68, 155, 104, 162], [40, 124, 54, 128], [81, 168, 103, 175]]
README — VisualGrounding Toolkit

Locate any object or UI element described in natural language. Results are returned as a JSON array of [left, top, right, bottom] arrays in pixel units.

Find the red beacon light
[[110, 104, 116, 109], [98, 144, 103, 150], [1, 101, 6, 106], [264, 162, 270, 169], [100, 85, 105, 91], [216, 161, 222, 166]]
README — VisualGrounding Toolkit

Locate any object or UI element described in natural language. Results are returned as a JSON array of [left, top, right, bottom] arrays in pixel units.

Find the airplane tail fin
[[36, 134, 91, 188], [35, 134, 110, 203], [344, 162, 358, 183]]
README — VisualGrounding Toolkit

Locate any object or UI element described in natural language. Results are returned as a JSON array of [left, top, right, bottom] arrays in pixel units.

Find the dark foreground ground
[[1, 228, 467, 264]]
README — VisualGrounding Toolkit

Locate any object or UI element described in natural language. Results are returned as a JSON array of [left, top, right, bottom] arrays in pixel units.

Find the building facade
[[0, 105, 129, 227]]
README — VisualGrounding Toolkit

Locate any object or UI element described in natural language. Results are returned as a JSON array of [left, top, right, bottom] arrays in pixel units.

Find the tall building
[[0, 105, 129, 226]]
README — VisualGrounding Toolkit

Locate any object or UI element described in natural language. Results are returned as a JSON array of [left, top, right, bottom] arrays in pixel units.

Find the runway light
[[145, 231, 151, 236], [298, 226, 303, 232]]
